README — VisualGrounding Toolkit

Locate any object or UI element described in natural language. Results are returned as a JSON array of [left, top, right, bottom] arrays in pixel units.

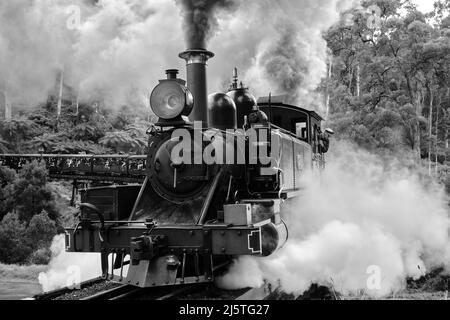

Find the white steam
[[0, 0, 357, 111], [38, 235, 101, 292], [217, 142, 450, 298], [208, 0, 359, 110], [70, 0, 184, 107], [0, 0, 184, 108], [0, 0, 75, 105]]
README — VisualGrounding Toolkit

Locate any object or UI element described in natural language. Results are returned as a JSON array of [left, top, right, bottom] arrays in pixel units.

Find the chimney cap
[[179, 49, 215, 62], [165, 69, 179, 79]]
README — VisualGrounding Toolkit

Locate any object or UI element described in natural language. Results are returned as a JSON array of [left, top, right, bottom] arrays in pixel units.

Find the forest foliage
[[324, 0, 450, 183], [0, 100, 151, 156], [0, 162, 61, 264]]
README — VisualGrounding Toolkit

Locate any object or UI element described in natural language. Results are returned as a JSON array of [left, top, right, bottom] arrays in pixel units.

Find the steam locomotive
[[2, 47, 330, 288]]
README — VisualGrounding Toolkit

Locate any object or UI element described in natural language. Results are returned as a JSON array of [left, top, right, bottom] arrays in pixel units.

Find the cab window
[[313, 124, 320, 153], [291, 118, 308, 141], [296, 122, 307, 140]]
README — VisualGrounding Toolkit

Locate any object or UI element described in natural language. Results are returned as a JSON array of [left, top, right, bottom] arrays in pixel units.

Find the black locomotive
[[3, 46, 331, 288]]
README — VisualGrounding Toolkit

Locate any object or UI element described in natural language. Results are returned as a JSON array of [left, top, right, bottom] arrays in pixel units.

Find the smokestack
[[179, 49, 214, 126]]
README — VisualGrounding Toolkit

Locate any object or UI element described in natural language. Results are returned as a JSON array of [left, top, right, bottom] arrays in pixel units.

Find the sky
[[413, 0, 435, 13]]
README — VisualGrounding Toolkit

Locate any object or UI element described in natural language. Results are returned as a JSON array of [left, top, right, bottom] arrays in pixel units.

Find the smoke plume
[[217, 142, 450, 298], [175, 0, 239, 49], [231, 0, 358, 109]]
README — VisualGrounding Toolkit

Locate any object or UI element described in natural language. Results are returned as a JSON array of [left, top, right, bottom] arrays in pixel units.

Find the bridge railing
[[0, 154, 147, 182]]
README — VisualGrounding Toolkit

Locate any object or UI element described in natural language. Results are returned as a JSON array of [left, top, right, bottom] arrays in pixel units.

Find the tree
[[50, 140, 112, 154], [0, 117, 42, 152], [5, 161, 59, 222], [0, 210, 57, 265], [326, 0, 450, 166], [0, 137, 10, 153], [26, 210, 57, 250], [0, 212, 32, 264], [69, 122, 105, 141], [25, 132, 67, 153], [99, 120, 149, 154], [0, 166, 17, 219], [100, 131, 147, 154]]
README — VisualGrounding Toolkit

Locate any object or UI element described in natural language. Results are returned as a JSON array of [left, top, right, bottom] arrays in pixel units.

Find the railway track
[[33, 278, 274, 301], [81, 283, 206, 300], [33, 277, 106, 300], [80, 284, 142, 300]]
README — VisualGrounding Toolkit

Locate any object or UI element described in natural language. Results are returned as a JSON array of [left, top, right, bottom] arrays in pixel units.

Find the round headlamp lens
[[150, 81, 192, 120]]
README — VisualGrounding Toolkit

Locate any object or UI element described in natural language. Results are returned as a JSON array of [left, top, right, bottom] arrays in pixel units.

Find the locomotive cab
[[258, 95, 330, 170], [257, 95, 325, 151]]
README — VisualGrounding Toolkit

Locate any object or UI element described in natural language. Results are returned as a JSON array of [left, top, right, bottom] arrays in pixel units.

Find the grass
[[0, 263, 48, 281], [0, 263, 47, 300]]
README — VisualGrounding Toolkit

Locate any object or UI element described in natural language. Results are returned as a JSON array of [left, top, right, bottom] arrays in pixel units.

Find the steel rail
[[83, 283, 205, 301], [80, 284, 136, 300], [155, 284, 206, 300]]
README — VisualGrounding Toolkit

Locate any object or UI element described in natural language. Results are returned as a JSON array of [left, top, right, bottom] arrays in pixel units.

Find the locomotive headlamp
[[150, 70, 194, 120]]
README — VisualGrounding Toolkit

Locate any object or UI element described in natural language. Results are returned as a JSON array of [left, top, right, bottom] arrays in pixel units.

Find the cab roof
[[257, 94, 324, 121]]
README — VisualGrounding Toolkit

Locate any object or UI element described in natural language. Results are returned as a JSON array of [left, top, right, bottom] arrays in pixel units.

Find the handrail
[[0, 154, 147, 182], [0, 154, 147, 158]]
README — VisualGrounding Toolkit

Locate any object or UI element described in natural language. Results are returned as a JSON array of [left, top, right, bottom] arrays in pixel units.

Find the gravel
[[53, 281, 121, 300]]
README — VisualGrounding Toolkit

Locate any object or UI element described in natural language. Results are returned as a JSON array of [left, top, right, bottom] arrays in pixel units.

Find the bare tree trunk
[[445, 88, 450, 164], [74, 96, 79, 117], [428, 88, 433, 176], [415, 92, 423, 160], [325, 57, 333, 121], [356, 64, 361, 98], [57, 69, 64, 121], [3, 90, 12, 121], [435, 95, 440, 176], [348, 67, 353, 95], [446, 109, 449, 163]]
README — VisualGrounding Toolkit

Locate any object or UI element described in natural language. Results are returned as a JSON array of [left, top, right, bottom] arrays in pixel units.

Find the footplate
[[65, 224, 262, 256], [65, 223, 263, 288]]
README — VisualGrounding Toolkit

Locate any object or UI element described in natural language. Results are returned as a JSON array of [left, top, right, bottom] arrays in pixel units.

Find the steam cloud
[[217, 142, 450, 298], [38, 235, 101, 292], [0, 0, 184, 108], [0, 0, 74, 105], [232, 0, 358, 109], [39, 234, 131, 292], [0, 0, 357, 113]]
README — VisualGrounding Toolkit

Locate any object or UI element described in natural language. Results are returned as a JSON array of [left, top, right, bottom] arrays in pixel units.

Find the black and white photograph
[[0, 0, 449, 313]]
